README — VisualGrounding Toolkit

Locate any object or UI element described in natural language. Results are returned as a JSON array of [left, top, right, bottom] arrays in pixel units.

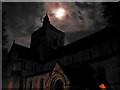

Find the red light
[[100, 84, 106, 89]]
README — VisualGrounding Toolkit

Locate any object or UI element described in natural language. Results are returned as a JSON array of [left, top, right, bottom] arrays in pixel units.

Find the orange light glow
[[100, 84, 106, 89], [8, 80, 12, 88]]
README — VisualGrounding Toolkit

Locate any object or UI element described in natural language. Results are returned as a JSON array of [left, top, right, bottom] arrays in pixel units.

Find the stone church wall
[[25, 73, 49, 89], [90, 55, 120, 90]]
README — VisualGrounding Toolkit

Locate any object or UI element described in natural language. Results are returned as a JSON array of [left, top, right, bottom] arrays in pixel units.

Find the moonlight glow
[[53, 8, 66, 19]]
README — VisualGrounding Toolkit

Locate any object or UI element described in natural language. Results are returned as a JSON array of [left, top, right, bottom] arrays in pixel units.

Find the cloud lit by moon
[[44, 2, 107, 45], [53, 8, 66, 19], [44, 2, 106, 32], [3, 2, 107, 49]]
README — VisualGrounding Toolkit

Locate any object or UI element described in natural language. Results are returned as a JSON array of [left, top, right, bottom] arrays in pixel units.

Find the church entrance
[[50, 79, 64, 90], [47, 64, 70, 90], [55, 79, 64, 90]]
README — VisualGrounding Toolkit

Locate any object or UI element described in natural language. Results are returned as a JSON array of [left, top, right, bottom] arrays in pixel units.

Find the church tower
[[30, 14, 65, 62]]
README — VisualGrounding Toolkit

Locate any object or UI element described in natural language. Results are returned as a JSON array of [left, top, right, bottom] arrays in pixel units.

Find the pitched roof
[[45, 25, 120, 62], [9, 43, 33, 60], [32, 23, 64, 37], [9, 25, 120, 63]]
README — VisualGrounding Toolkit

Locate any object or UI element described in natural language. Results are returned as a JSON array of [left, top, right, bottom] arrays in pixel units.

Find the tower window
[[12, 64, 16, 70], [53, 38, 58, 47], [22, 62, 26, 70], [89, 51, 92, 58], [72, 56, 75, 64]]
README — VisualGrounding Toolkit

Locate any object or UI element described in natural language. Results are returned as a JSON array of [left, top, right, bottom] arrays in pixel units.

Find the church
[[2, 14, 120, 90]]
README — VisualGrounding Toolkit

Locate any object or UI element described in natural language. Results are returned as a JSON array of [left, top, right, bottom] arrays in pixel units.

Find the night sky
[[3, 2, 108, 50]]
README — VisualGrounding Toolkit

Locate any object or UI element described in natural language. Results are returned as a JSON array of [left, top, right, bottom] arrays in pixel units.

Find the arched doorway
[[46, 64, 70, 90], [55, 79, 64, 90]]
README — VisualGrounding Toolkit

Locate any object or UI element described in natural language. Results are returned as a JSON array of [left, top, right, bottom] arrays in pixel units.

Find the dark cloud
[[3, 2, 45, 49], [65, 30, 98, 45], [3, 2, 107, 49]]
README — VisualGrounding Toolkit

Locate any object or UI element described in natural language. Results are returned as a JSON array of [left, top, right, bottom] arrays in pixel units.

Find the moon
[[53, 8, 66, 19]]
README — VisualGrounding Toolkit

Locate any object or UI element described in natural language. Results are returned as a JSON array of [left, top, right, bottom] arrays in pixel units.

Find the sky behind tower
[[3, 2, 107, 49]]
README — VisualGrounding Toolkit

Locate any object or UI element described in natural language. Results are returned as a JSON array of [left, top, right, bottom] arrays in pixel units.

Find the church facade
[[2, 14, 120, 90]]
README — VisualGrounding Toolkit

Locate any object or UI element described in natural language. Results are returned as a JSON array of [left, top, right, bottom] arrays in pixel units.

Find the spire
[[44, 14, 49, 21], [13, 40, 15, 43], [43, 13, 50, 26]]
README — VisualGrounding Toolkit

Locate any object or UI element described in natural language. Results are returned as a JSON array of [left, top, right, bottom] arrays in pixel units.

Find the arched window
[[72, 56, 75, 64], [53, 38, 58, 47], [89, 51, 92, 58], [97, 66, 110, 90], [34, 64, 36, 72], [97, 66, 106, 83], [40, 79, 44, 90], [30, 81, 32, 90], [21, 62, 26, 70]]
